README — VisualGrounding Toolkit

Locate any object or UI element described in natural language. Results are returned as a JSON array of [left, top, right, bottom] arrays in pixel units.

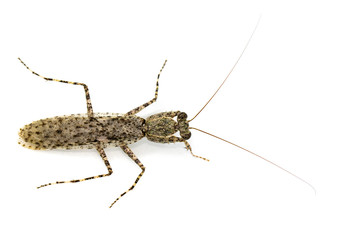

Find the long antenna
[[190, 127, 316, 194], [187, 17, 261, 123]]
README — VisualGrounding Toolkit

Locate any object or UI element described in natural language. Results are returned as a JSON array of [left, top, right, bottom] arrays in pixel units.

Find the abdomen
[[18, 113, 145, 150]]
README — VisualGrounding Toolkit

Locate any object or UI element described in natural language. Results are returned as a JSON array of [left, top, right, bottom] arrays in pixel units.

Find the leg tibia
[[109, 145, 146, 208], [125, 60, 167, 115], [18, 58, 94, 117], [37, 145, 112, 189]]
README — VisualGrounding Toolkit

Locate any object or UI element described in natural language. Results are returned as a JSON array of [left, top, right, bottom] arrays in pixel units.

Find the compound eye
[[178, 112, 188, 120], [181, 131, 191, 140]]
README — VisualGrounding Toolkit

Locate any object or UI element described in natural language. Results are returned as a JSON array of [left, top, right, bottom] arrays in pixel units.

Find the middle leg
[[109, 145, 146, 208], [125, 60, 167, 116]]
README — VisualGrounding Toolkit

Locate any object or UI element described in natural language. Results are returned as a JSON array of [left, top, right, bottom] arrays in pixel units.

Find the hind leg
[[18, 58, 94, 118], [37, 145, 113, 189]]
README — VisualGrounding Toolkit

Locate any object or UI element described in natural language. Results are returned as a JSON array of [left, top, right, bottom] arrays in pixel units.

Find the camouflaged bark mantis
[[18, 57, 201, 208], [18, 20, 315, 208]]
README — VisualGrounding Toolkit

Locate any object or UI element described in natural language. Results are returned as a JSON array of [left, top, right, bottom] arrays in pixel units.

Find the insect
[[18, 21, 315, 208]]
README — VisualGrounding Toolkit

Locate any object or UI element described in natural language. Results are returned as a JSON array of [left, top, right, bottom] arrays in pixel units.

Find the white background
[[1, 0, 360, 239]]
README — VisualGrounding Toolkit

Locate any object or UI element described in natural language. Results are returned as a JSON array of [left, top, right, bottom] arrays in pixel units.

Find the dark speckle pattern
[[19, 113, 145, 150], [17, 58, 208, 208]]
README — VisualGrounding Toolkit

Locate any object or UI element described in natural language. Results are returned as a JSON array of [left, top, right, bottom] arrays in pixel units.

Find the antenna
[[188, 16, 261, 123], [190, 127, 316, 194]]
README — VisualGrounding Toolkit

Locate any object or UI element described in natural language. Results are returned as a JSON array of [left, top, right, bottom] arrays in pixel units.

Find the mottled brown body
[[19, 113, 145, 150], [17, 21, 315, 208], [17, 58, 204, 208]]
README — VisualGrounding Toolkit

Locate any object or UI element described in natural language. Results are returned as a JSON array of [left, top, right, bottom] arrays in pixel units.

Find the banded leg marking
[[18, 58, 94, 118], [109, 145, 146, 208], [126, 60, 167, 116], [183, 140, 210, 162], [37, 145, 113, 189]]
